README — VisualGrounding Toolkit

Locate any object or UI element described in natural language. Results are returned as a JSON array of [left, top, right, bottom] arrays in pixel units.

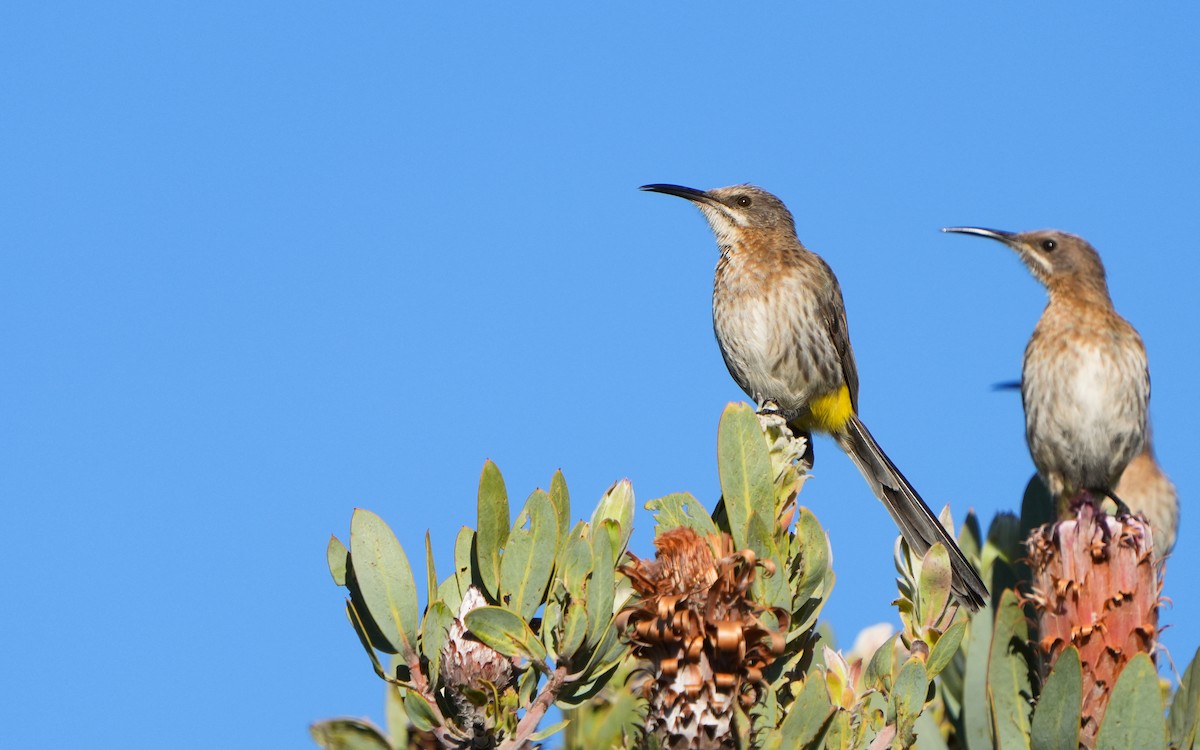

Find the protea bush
[[312, 404, 1199, 750]]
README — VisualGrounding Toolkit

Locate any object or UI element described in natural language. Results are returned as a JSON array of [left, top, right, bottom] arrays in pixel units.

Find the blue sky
[[4, 3, 1198, 747]]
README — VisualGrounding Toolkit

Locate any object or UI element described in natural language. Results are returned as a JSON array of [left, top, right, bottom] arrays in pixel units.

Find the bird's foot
[[1092, 487, 1133, 518]]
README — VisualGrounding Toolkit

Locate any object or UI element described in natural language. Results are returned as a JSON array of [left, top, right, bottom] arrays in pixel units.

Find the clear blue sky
[[4, 4, 1198, 747]]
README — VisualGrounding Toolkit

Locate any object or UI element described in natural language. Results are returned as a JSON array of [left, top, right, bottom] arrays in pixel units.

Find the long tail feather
[[837, 415, 989, 610]]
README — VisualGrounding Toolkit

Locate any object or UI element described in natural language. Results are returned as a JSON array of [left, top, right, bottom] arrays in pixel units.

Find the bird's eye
[[735, 195, 752, 207], [1040, 238, 1057, 252]]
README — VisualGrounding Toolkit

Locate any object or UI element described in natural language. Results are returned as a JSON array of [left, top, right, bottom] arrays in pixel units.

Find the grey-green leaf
[[772, 673, 834, 750], [350, 509, 420, 656], [476, 460, 509, 600], [792, 508, 831, 607], [384, 685, 408, 750], [419, 601, 454, 686], [464, 605, 547, 662], [402, 690, 438, 734], [424, 532, 437, 603], [549, 469, 571, 557], [328, 535, 349, 587], [586, 520, 618, 647], [559, 522, 593, 602], [591, 479, 634, 554], [499, 490, 558, 621], [961, 603, 995, 750], [864, 633, 897, 692], [988, 589, 1033, 750], [310, 718, 393, 750], [891, 657, 930, 747], [528, 718, 571, 742], [557, 599, 589, 662], [645, 492, 719, 537], [1030, 646, 1082, 750], [1095, 652, 1166, 750], [1169, 645, 1200, 750], [717, 402, 774, 554], [744, 511, 788, 611], [926, 620, 966, 680], [917, 543, 952, 628]]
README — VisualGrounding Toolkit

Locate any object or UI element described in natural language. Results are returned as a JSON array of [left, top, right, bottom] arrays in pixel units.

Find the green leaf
[[310, 718, 393, 750], [988, 589, 1033, 750], [917, 543, 952, 628], [717, 403, 775, 556], [464, 605, 547, 662], [864, 633, 897, 692], [424, 532, 437, 603], [744, 511, 788, 611], [1169, 645, 1200, 750], [891, 657, 930, 747], [586, 519, 618, 648], [528, 718, 571, 742], [821, 709, 853, 750], [350, 509, 420, 656], [328, 535, 349, 587], [500, 490, 558, 621], [961, 604, 995, 750], [556, 599, 589, 662], [558, 667, 620, 707], [559, 522, 593, 601], [402, 690, 437, 734], [476, 460, 509, 600], [792, 508, 831, 607], [384, 685, 408, 750], [419, 601, 454, 687], [437, 526, 475, 616], [926, 619, 966, 680], [591, 479, 634, 554], [1030, 646, 1082, 750], [1095, 653, 1166, 750], [914, 709, 950, 750], [644, 492, 719, 537], [549, 470, 571, 557], [771, 673, 834, 750], [345, 599, 391, 683]]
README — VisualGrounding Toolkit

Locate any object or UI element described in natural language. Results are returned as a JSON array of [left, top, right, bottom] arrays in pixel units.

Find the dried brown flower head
[[618, 527, 788, 749]]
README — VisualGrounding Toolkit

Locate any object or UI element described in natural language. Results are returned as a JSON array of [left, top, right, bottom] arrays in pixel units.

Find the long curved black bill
[[640, 183, 711, 203], [942, 226, 1017, 243]]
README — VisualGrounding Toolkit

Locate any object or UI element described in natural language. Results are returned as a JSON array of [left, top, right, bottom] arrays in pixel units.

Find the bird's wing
[[818, 257, 860, 413]]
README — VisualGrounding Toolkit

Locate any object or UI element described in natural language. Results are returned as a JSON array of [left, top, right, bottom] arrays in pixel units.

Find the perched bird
[[643, 183, 988, 610], [996, 381, 1177, 557], [1114, 437, 1178, 557], [943, 227, 1150, 517]]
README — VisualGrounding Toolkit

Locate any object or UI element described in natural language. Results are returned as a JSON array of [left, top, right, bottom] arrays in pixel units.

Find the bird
[[1020, 438, 1179, 558], [1113, 437, 1178, 557], [995, 382, 1177, 557], [642, 183, 988, 610], [942, 227, 1150, 519]]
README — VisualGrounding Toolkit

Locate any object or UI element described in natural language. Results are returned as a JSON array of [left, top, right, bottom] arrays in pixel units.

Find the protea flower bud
[[1026, 503, 1161, 749], [439, 586, 517, 729]]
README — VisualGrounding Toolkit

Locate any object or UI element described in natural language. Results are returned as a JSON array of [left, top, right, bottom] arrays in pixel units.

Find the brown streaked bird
[[1021, 437, 1179, 558], [643, 183, 988, 610], [943, 227, 1150, 517], [997, 380, 1177, 557], [1114, 437, 1178, 557]]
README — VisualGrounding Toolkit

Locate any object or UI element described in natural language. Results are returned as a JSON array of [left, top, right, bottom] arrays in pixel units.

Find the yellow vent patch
[[798, 384, 854, 434]]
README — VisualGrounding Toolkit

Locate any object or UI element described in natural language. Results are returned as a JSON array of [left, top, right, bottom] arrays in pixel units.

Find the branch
[[498, 664, 570, 750]]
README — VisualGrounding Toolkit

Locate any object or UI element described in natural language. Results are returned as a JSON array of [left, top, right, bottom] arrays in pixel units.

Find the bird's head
[[942, 226, 1109, 293], [641, 183, 796, 245]]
